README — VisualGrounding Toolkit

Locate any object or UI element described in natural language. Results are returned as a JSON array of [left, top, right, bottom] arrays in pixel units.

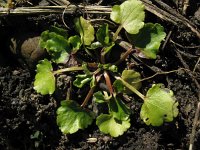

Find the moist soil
[[0, 0, 200, 149]]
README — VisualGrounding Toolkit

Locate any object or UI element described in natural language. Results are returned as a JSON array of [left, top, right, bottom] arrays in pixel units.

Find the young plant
[[33, 0, 178, 137]]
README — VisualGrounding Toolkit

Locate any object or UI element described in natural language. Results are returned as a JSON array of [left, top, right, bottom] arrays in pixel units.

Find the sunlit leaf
[[34, 59, 55, 95], [127, 23, 166, 59], [96, 114, 130, 137], [140, 84, 179, 126], [74, 17, 95, 45], [110, 0, 145, 34], [57, 100, 95, 134]]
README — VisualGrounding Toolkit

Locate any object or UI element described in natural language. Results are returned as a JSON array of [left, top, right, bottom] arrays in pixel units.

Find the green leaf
[[110, 0, 145, 34], [113, 70, 141, 94], [74, 17, 95, 45], [40, 31, 70, 53], [96, 114, 130, 137], [51, 49, 69, 64], [73, 74, 92, 88], [98, 63, 118, 72], [93, 91, 112, 103], [127, 23, 166, 59], [109, 98, 130, 121], [113, 80, 124, 93], [121, 70, 142, 94], [88, 42, 103, 50], [140, 84, 179, 126], [68, 35, 82, 53], [57, 100, 95, 134], [103, 42, 115, 55], [34, 59, 55, 95], [39, 27, 71, 63], [96, 24, 110, 45]]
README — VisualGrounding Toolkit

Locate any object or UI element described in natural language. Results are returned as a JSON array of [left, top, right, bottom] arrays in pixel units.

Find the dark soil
[[0, 0, 200, 149]]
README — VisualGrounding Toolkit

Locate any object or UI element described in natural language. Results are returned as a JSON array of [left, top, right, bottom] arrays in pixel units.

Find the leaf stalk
[[53, 66, 84, 75]]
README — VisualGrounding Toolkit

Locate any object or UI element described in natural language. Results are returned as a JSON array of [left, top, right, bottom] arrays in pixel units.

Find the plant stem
[[81, 87, 95, 107], [113, 25, 123, 42], [115, 76, 145, 100], [53, 66, 84, 75], [113, 48, 134, 65], [81, 75, 102, 107], [104, 71, 114, 94]]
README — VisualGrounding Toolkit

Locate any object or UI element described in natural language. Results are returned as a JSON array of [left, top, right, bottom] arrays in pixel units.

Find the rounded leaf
[[127, 23, 166, 59], [57, 100, 95, 134], [140, 84, 179, 126], [96, 114, 130, 137], [34, 59, 55, 95], [110, 0, 145, 34]]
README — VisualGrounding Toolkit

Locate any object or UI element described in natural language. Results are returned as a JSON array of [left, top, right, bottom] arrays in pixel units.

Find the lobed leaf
[[127, 23, 166, 59], [110, 0, 145, 34], [57, 100, 95, 134], [34, 59, 55, 95], [96, 114, 130, 137], [74, 17, 95, 45], [39, 27, 71, 63], [140, 84, 179, 126]]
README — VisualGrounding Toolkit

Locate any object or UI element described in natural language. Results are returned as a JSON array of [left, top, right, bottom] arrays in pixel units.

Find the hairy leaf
[[96, 114, 130, 137], [34, 59, 55, 95], [110, 0, 145, 34], [127, 23, 166, 59], [96, 24, 110, 45], [73, 74, 92, 88], [140, 84, 179, 126], [74, 17, 95, 45], [57, 100, 95, 134]]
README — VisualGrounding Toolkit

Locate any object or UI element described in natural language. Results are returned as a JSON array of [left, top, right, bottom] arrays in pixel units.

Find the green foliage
[[34, 59, 55, 95], [96, 98, 130, 137], [140, 84, 179, 126], [68, 35, 82, 53], [127, 23, 166, 59], [57, 100, 95, 134], [96, 24, 110, 45], [33, 0, 177, 138], [114, 70, 141, 94], [93, 91, 112, 103], [96, 114, 130, 137], [110, 0, 145, 34], [74, 16, 95, 45], [73, 74, 93, 88], [40, 26, 70, 63]]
